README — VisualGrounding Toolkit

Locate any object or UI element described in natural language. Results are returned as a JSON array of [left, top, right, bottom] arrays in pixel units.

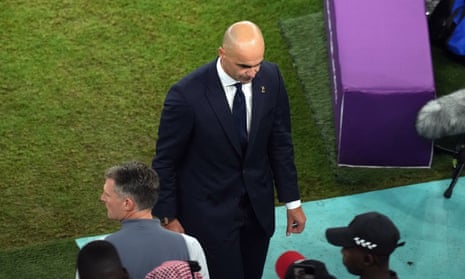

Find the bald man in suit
[[152, 20, 307, 279]]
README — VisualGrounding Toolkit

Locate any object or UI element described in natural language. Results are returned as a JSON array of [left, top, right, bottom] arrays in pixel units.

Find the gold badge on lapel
[[261, 86, 266, 93]]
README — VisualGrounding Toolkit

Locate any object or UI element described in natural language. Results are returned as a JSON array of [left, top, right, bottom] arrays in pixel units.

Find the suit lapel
[[248, 74, 266, 154], [204, 65, 243, 157]]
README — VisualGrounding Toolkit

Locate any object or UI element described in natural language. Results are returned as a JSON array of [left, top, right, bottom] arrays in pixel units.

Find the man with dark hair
[[101, 161, 209, 279], [325, 211, 405, 279], [76, 240, 129, 279]]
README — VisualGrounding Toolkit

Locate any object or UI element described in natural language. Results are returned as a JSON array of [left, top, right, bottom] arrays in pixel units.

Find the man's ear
[[218, 46, 226, 58], [123, 198, 135, 211], [363, 253, 375, 265]]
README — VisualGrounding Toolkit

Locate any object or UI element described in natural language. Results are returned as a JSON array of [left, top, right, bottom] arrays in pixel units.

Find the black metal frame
[[436, 135, 465, 198]]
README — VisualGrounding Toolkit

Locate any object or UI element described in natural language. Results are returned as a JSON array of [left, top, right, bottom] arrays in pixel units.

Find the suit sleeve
[[268, 65, 301, 203], [152, 86, 194, 218]]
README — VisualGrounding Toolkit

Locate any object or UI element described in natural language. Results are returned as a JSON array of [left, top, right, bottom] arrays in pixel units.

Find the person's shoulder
[[260, 60, 279, 69], [176, 60, 217, 85], [103, 220, 142, 241], [257, 61, 282, 77], [157, 226, 189, 241], [180, 233, 200, 244], [389, 270, 399, 279], [261, 60, 276, 66], [104, 230, 122, 242]]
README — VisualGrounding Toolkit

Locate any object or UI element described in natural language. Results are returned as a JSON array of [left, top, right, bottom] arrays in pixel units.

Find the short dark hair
[[77, 240, 129, 279], [104, 161, 159, 210]]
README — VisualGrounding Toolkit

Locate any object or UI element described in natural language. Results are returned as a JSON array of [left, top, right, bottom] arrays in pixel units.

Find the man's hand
[[286, 206, 306, 236], [163, 218, 185, 233]]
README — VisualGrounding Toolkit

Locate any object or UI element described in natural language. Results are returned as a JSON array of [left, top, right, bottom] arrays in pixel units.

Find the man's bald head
[[222, 21, 265, 53], [219, 21, 265, 83]]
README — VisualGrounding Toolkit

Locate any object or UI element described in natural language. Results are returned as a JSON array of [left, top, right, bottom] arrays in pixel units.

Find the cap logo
[[353, 237, 378, 250]]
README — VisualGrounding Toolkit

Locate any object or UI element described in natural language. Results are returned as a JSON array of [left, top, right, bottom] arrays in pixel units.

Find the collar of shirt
[[216, 57, 237, 88], [216, 58, 252, 132]]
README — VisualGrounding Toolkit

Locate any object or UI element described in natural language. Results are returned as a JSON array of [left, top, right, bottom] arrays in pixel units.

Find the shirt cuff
[[285, 200, 301, 210]]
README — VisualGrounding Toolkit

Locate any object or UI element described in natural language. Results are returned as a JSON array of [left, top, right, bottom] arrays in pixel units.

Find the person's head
[[325, 212, 405, 277], [218, 20, 265, 84], [77, 240, 129, 279], [100, 161, 159, 220]]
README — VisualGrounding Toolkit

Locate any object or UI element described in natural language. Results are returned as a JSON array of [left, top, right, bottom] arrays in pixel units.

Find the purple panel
[[324, 0, 435, 167], [338, 92, 434, 166]]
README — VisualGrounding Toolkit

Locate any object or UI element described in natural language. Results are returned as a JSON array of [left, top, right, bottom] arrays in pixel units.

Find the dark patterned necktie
[[233, 83, 248, 153]]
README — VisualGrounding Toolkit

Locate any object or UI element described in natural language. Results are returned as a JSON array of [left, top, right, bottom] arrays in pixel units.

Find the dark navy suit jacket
[[152, 59, 300, 242]]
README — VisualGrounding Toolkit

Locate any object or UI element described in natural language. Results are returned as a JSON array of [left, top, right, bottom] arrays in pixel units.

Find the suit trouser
[[202, 195, 270, 279]]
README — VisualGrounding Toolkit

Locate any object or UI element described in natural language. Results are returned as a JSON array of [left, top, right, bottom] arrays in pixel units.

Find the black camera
[[284, 261, 315, 279]]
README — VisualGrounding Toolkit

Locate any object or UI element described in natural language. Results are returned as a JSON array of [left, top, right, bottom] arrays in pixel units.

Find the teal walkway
[[263, 178, 465, 278]]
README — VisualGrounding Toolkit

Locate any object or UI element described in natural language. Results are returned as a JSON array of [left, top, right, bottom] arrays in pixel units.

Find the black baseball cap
[[325, 212, 405, 255]]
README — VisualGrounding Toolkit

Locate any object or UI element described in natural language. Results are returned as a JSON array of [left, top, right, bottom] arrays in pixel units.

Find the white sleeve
[[181, 233, 210, 279]]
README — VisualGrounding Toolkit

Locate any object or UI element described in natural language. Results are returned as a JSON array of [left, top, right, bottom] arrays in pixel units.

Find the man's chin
[[345, 266, 361, 276]]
